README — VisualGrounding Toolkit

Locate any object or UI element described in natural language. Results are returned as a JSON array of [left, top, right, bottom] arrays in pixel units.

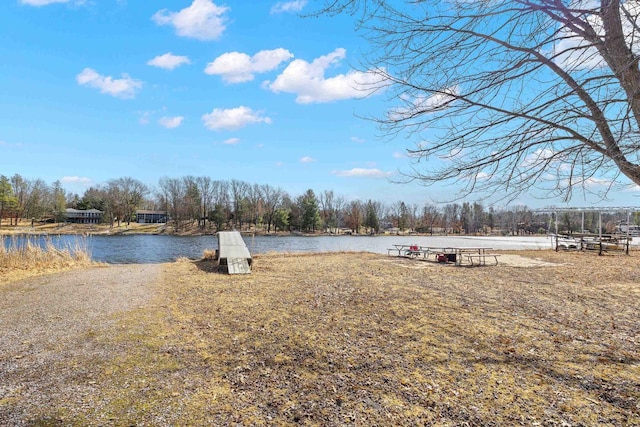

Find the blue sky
[[1, 0, 638, 209]]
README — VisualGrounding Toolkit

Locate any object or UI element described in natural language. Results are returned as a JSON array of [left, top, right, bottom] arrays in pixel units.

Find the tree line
[[0, 174, 636, 234]]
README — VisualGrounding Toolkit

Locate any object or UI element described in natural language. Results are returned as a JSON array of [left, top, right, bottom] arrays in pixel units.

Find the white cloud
[[392, 151, 406, 159], [623, 184, 640, 192], [583, 177, 615, 188], [552, 34, 604, 71], [390, 86, 459, 120], [61, 176, 93, 185], [147, 53, 191, 70], [435, 145, 467, 162], [520, 148, 556, 168], [266, 48, 385, 103], [300, 156, 315, 163], [223, 137, 240, 145], [331, 168, 393, 178], [550, 2, 640, 71], [270, 1, 307, 14], [351, 136, 366, 143], [202, 106, 272, 131], [152, 0, 229, 41], [205, 49, 293, 83], [475, 172, 491, 181], [158, 116, 184, 129], [76, 68, 142, 99]]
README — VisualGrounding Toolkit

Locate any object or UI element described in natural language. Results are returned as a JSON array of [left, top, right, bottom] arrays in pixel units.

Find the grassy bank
[[0, 221, 165, 236], [13, 250, 637, 425], [0, 235, 93, 282]]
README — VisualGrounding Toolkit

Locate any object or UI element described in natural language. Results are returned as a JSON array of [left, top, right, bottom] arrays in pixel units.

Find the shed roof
[[217, 231, 252, 261]]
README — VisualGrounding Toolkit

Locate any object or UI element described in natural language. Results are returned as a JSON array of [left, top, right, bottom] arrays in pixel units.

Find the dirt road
[[0, 264, 162, 426]]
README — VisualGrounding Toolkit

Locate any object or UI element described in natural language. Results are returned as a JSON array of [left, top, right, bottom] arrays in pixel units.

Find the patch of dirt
[[497, 253, 560, 267], [0, 264, 162, 426]]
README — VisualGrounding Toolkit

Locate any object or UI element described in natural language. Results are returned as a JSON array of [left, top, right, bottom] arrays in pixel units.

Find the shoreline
[[0, 222, 544, 238]]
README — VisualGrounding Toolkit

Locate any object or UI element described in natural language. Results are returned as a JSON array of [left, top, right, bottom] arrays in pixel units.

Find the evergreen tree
[[300, 189, 321, 232], [274, 208, 290, 232], [364, 199, 380, 233], [50, 180, 67, 223], [0, 175, 18, 228]]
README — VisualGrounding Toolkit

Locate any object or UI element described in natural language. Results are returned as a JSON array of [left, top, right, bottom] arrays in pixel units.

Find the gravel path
[[0, 264, 162, 425]]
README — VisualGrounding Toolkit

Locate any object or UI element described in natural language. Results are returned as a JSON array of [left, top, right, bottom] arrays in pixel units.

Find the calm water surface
[[4, 234, 555, 264]]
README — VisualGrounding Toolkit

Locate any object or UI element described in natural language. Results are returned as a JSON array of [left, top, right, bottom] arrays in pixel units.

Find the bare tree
[[246, 183, 263, 231], [196, 176, 216, 229], [182, 176, 201, 227], [319, 190, 336, 231], [420, 203, 440, 235], [334, 195, 347, 231], [229, 179, 250, 230], [158, 177, 185, 230], [10, 174, 28, 225], [318, 0, 640, 201], [261, 184, 284, 233], [323, 193, 347, 233], [108, 177, 149, 226], [442, 203, 461, 234], [344, 200, 364, 233], [472, 202, 486, 234], [210, 180, 231, 231]]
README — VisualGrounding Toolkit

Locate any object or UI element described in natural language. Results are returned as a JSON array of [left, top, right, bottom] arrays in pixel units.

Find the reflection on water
[[4, 234, 554, 264]]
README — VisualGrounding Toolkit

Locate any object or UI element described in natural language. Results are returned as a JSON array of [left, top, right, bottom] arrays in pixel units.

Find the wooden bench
[[466, 253, 501, 266]]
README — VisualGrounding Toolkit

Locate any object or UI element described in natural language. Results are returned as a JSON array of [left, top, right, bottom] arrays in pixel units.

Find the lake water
[[3, 234, 556, 264]]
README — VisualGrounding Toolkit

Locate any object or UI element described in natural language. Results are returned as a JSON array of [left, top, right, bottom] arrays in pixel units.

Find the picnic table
[[427, 247, 498, 266], [387, 245, 499, 265], [387, 244, 430, 259]]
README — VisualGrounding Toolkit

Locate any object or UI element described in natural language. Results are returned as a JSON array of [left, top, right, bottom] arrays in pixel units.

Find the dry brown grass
[[0, 235, 93, 283], [29, 250, 636, 426], [0, 220, 166, 236]]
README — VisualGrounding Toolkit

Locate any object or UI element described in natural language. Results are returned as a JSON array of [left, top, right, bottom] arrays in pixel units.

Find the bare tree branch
[[315, 0, 640, 201]]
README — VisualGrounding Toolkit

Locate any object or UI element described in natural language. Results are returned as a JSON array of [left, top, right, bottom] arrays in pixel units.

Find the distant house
[[136, 210, 167, 224], [385, 227, 401, 235], [64, 208, 103, 224]]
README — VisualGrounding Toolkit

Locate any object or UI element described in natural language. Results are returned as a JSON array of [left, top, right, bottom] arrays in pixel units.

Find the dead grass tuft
[[0, 235, 94, 283], [202, 249, 217, 260]]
